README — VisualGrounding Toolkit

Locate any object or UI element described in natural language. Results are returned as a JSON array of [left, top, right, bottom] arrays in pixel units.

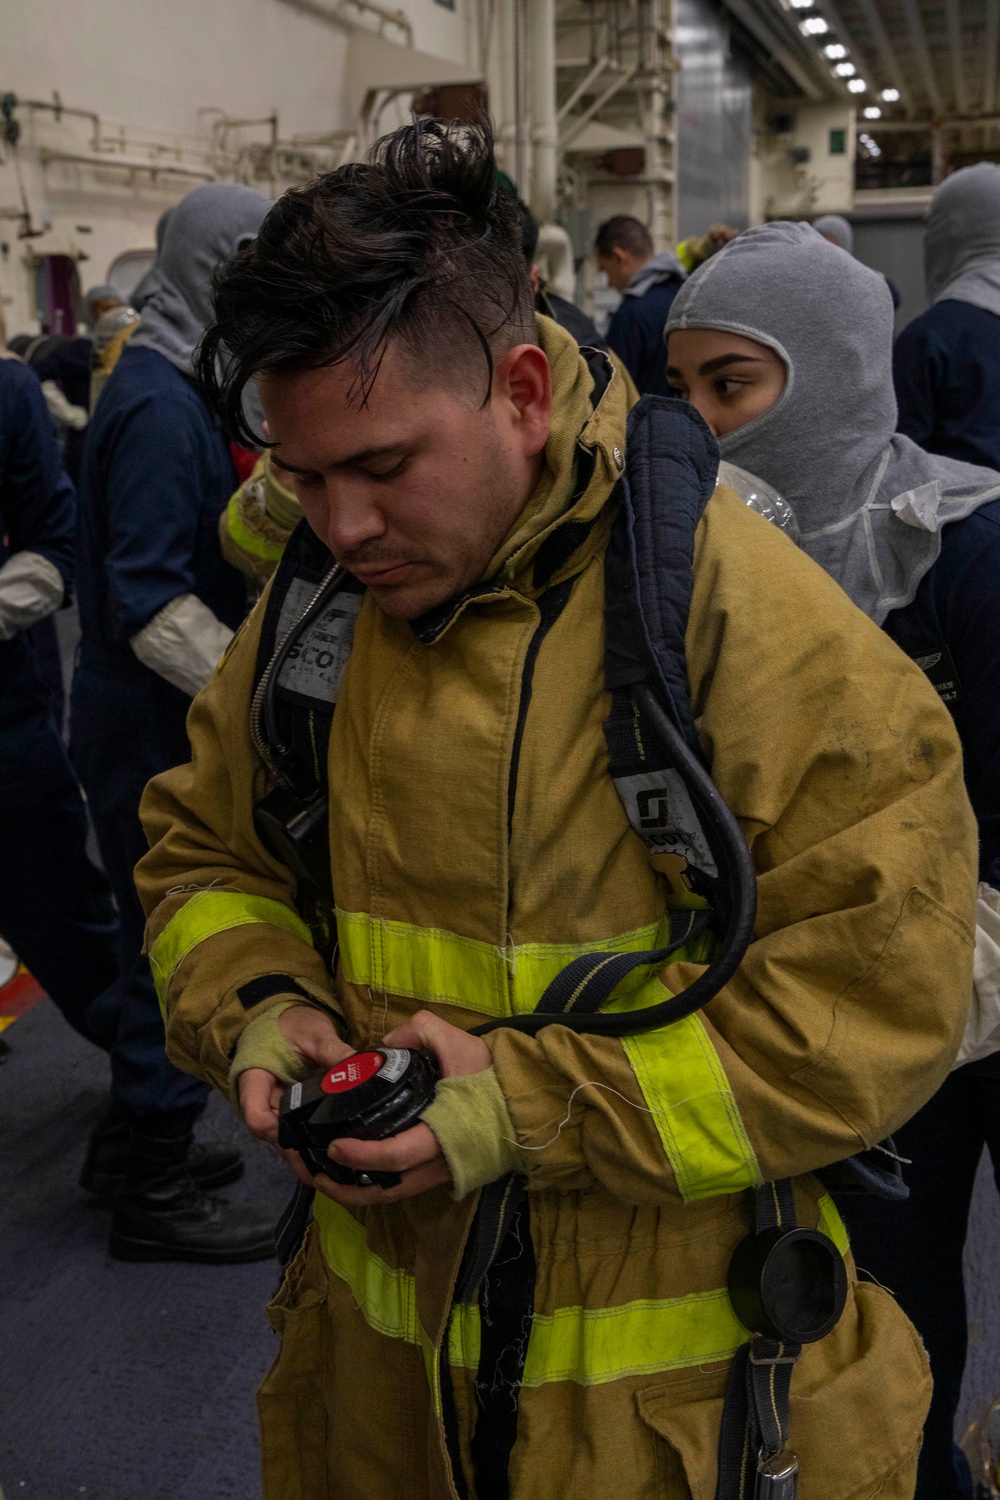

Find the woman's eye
[[296, 473, 324, 491], [716, 378, 747, 397]]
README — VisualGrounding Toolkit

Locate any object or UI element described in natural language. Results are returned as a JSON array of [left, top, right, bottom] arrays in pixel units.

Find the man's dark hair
[[197, 116, 536, 445], [594, 214, 654, 262], [518, 199, 540, 267]]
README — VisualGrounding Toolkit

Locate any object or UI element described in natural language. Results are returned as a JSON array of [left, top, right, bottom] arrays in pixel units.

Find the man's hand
[[319, 1009, 491, 1207], [239, 1005, 354, 1149]]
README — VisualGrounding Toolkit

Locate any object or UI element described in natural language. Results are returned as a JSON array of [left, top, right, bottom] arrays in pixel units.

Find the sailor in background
[[71, 182, 277, 1264], [895, 164, 1000, 472]]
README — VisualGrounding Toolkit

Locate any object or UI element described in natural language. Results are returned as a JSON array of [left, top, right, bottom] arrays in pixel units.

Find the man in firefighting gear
[[137, 120, 978, 1499]]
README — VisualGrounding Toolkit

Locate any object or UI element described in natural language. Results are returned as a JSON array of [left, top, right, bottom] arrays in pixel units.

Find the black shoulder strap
[[253, 518, 362, 799], [605, 394, 720, 754]]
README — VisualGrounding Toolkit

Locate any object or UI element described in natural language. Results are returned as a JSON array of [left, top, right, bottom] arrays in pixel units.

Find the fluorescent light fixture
[[863, 106, 882, 118], [824, 42, 847, 57], [800, 16, 829, 33], [881, 88, 900, 102], [847, 77, 867, 92], [790, 0, 814, 8], [833, 61, 856, 75]]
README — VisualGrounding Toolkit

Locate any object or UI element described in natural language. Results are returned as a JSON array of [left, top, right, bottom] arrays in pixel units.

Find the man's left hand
[[312, 1009, 491, 1206]]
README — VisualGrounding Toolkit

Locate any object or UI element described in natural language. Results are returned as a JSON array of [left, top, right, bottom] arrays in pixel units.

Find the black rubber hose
[[472, 682, 757, 1039]]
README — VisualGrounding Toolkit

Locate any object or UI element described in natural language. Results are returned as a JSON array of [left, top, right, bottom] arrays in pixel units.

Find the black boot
[[81, 1103, 245, 1199], [109, 1107, 276, 1264]]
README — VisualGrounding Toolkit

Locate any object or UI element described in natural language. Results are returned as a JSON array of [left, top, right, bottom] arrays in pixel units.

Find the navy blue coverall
[[606, 279, 683, 398], [0, 360, 120, 1046], [894, 300, 1000, 472], [838, 497, 1000, 1500], [71, 343, 245, 1115]]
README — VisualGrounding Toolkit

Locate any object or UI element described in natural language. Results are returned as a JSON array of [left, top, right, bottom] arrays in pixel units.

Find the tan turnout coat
[[137, 318, 977, 1499]]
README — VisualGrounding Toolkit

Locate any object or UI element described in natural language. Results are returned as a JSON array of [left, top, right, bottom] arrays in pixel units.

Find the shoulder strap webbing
[[253, 518, 362, 798]]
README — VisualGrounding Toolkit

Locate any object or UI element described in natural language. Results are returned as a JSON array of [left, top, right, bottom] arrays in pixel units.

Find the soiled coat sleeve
[[483, 492, 978, 1205], [135, 593, 343, 1095]]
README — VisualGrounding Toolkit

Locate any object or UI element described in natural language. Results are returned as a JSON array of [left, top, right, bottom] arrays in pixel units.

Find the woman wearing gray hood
[[666, 219, 1000, 1500], [71, 181, 277, 1268], [895, 162, 1000, 471]]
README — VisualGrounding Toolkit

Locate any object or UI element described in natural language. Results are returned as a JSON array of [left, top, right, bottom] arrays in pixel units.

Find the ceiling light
[[833, 61, 856, 75], [790, 0, 814, 8], [800, 16, 829, 34], [863, 106, 882, 118], [881, 88, 900, 102], [847, 77, 867, 92], [824, 42, 847, 57]]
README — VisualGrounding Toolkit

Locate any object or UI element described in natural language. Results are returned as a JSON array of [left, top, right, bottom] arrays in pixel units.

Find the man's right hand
[[239, 1006, 354, 1154]]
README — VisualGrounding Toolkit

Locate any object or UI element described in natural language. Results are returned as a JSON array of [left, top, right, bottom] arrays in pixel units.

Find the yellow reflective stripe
[[314, 1197, 746, 1386], [314, 1193, 419, 1342], [314, 1196, 854, 1390], [622, 997, 761, 1201], [335, 907, 677, 1018], [148, 891, 313, 1011], [817, 1192, 850, 1258], [313, 1195, 481, 1396], [523, 1288, 746, 1387], [225, 492, 285, 563]]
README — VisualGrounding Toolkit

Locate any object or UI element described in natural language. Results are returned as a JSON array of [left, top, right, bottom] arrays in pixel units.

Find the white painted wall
[[0, 0, 475, 336]]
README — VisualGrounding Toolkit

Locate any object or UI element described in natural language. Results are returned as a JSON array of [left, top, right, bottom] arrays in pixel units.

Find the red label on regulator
[[321, 1051, 384, 1094]]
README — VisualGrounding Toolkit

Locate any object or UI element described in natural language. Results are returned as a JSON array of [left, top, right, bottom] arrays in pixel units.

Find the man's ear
[[494, 343, 551, 460]]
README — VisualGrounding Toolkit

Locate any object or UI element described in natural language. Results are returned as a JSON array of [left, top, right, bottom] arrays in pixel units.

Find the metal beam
[[983, 0, 1000, 114], [818, 0, 883, 105], [559, 67, 638, 148], [900, 0, 945, 116], [556, 57, 609, 123], [720, 0, 825, 99], [850, 0, 913, 115], [944, 0, 969, 115]]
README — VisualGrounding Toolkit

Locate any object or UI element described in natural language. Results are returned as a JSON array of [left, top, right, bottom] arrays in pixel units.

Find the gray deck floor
[[0, 998, 289, 1499]]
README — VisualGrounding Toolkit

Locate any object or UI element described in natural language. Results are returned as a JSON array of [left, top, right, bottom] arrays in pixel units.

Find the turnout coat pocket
[[637, 1282, 930, 1500]]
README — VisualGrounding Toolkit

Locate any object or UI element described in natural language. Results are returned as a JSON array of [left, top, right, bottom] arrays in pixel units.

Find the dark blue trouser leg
[[837, 1066, 1000, 1500], [0, 704, 120, 1047], [70, 665, 208, 1118]]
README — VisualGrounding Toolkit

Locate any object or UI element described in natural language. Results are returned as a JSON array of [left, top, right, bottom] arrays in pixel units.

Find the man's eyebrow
[[273, 443, 405, 475]]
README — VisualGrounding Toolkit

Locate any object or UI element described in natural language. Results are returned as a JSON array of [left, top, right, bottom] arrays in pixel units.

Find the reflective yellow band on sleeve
[[622, 999, 762, 1201], [817, 1192, 850, 1258], [335, 907, 680, 1019], [148, 891, 314, 1012], [224, 492, 286, 564]]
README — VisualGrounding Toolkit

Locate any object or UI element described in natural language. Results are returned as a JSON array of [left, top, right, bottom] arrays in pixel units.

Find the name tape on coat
[[276, 578, 362, 705]]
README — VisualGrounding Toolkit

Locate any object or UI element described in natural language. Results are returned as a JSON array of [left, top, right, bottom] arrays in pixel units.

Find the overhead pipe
[[529, 0, 558, 223]]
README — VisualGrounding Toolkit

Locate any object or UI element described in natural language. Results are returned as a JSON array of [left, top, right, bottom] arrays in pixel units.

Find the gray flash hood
[[665, 220, 1000, 623], [130, 183, 271, 377], [926, 162, 1000, 319]]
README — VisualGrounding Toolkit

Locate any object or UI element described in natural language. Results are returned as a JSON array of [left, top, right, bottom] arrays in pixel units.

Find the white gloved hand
[[953, 884, 1000, 1069], [0, 550, 65, 640], [130, 592, 234, 697], [40, 379, 88, 431]]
